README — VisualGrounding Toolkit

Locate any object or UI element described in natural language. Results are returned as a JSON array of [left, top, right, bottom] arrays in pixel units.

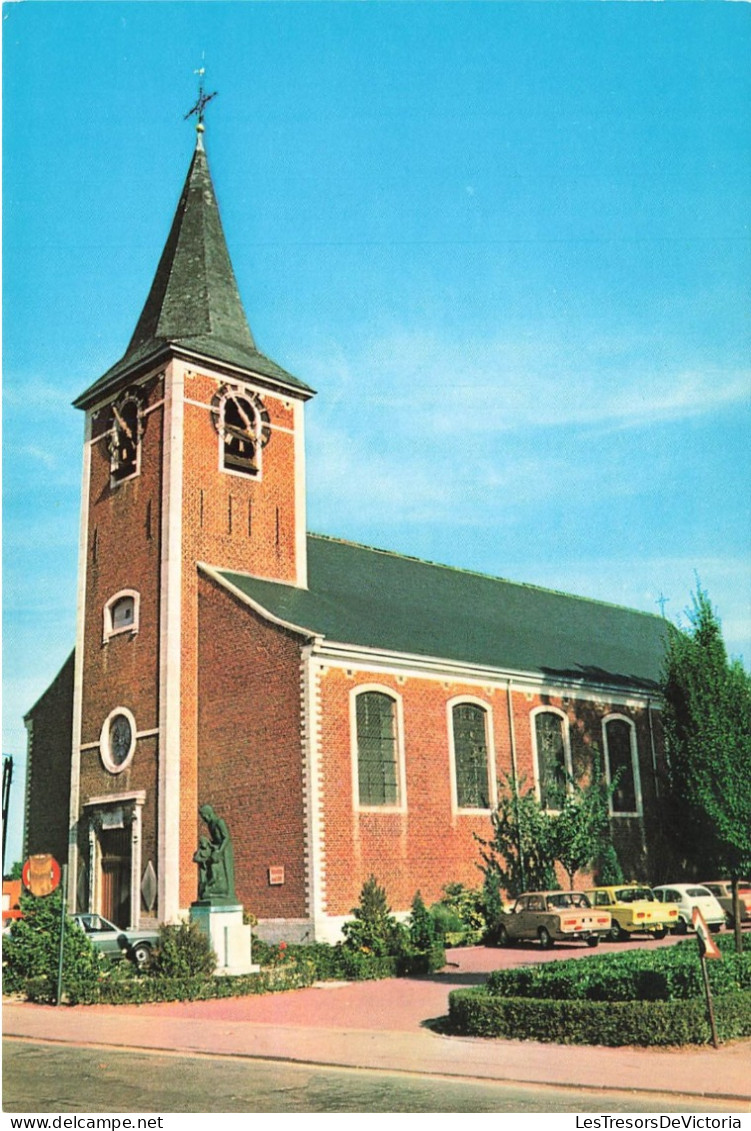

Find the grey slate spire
[[75, 136, 311, 408]]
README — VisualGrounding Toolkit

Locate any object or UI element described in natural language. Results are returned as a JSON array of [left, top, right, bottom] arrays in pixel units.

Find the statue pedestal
[[190, 903, 259, 976]]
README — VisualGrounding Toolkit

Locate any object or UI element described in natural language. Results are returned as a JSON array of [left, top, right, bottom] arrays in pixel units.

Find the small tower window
[[103, 590, 140, 642], [212, 385, 271, 478], [108, 393, 142, 483]]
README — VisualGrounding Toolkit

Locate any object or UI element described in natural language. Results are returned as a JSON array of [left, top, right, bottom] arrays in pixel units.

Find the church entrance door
[[99, 827, 131, 928]]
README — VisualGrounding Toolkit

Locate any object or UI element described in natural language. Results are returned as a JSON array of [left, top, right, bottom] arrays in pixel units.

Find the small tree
[[342, 875, 406, 956], [552, 750, 623, 889], [408, 890, 436, 952], [661, 587, 751, 952], [476, 774, 558, 900], [2, 890, 100, 1002]]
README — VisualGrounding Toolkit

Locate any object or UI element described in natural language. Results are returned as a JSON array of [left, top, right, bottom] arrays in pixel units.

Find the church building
[[24, 116, 669, 943]]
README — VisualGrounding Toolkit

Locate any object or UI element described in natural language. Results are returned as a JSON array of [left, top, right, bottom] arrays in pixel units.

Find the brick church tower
[[68, 120, 314, 926]]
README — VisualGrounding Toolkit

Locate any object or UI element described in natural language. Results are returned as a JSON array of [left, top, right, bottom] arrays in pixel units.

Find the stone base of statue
[[189, 902, 259, 976]]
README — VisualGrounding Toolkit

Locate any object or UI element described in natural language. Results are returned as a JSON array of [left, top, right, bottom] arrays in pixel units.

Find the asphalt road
[[4, 1041, 748, 1115]]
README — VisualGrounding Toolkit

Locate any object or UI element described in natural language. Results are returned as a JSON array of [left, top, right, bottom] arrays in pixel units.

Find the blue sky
[[3, 2, 750, 867]]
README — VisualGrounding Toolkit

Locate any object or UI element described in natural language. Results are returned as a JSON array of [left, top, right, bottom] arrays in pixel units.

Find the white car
[[652, 884, 725, 935]]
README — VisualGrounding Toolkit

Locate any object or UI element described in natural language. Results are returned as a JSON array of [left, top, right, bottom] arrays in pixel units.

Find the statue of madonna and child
[[192, 804, 237, 905]]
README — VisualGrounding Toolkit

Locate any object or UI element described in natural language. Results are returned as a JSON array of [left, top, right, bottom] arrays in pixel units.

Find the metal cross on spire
[[184, 65, 218, 131]]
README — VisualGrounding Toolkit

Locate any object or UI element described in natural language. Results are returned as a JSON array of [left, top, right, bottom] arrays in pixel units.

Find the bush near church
[[5, 875, 445, 1004], [448, 932, 751, 1046]]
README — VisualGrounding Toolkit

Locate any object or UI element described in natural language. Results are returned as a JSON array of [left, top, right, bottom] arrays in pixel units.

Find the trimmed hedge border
[[448, 986, 751, 1047], [24, 942, 447, 1006]]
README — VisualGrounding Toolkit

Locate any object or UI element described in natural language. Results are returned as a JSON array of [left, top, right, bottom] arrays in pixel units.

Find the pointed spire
[[75, 137, 311, 408]]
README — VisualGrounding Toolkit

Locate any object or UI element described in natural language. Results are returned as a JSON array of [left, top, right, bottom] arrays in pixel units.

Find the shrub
[[152, 920, 216, 978], [486, 938, 751, 1003], [448, 986, 751, 1046], [430, 882, 487, 946], [451, 934, 751, 1046], [408, 891, 436, 952], [2, 891, 100, 1003], [341, 875, 408, 957]]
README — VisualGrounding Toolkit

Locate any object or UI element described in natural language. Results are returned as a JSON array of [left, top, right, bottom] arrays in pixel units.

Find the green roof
[[75, 140, 313, 409], [217, 535, 668, 691]]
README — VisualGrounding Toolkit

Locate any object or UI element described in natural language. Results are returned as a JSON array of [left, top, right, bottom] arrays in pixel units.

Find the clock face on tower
[[100, 709, 136, 773]]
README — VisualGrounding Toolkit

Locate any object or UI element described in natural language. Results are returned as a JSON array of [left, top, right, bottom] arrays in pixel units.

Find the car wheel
[[710, 923, 723, 934], [131, 942, 152, 968], [497, 924, 510, 948], [653, 928, 667, 940], [609, 923, 627, 943], [586, 936, 600, 948], [538, 927, 554, 950], [673, 917, 688, 936]]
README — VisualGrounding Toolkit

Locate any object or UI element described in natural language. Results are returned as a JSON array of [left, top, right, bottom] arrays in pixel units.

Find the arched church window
[[603, 716, 641, 815], [108, 393, 142, 483], [451, 702, 491, 809], [533, 709, 571, 810], [354, 690, 401, 807], [213, 387, 271, 478]]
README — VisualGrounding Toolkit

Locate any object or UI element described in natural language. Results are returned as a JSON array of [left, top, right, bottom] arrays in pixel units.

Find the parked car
[[651, 884, 725, 934], [585, 884, 678, 941], [701, 881, 751, 928], [72, 913, 160, 966], [495, 891, 611, 949]]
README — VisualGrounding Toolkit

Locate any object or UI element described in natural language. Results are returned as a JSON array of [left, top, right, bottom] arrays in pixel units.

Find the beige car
[[701, 881, 751, 928], [496, 891, 611, 949]]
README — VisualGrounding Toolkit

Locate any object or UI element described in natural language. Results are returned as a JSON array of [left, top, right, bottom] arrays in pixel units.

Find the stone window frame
[[602, 713, 643, 817], [447, 696, 496, 814], [212, 384, 272, 481], [108, 391, 143, 485], [103, 589, 140, 643], [349, 684, 407, 813], [99, 706, 137, 775], [530, 705, 573, 812]]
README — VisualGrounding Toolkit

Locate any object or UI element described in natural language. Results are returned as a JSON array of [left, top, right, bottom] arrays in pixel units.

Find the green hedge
[[486, 937, 751, 1003], [22, 940, 446, 1005], [448, 986, 751, 1046]]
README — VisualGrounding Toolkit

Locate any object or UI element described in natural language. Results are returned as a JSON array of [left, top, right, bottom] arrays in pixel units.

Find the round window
[[100, 708, 136, 773]]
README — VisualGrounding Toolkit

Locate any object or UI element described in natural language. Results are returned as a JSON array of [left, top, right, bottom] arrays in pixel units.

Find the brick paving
[[4, 942, 750, 1107]]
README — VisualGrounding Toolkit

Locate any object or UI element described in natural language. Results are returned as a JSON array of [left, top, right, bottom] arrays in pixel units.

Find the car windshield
[[687, 887, 711, 897], [546, 893, 591, 910], [615, 888, 653, 902]]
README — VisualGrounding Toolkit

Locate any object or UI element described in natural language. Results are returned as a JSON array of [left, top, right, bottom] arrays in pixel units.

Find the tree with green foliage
[[661, 587, 751, 952], [408, 890, 436, 951], [342, 874, 406, 956], [2, 889, 101, 1002], [553, 751, 623, 889], [475, 774, 558, 899]]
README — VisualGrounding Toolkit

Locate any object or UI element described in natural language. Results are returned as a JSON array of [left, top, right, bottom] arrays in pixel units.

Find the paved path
[[4, 943, 750, 1109]]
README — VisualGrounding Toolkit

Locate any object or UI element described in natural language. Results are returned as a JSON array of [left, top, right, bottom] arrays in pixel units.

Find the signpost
[[692, 906, 722, 1048]]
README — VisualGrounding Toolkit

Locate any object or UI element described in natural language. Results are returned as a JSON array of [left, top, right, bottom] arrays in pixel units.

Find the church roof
[[75, 139, 312, 409], [214, 535, 667, 692]]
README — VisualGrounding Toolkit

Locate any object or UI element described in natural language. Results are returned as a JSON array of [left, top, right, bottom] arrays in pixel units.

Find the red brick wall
[[317, 669, 664, 916], [196, 571, 307, 919], [24, 652, 75, 865], [179, 367, 305, 906], [80, 373, 163, 759]]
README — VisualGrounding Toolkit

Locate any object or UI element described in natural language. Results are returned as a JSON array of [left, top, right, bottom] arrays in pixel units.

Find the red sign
[[22, 854, 61, 897], [268, 866, 285, 886], [692, 906, 722, 960]]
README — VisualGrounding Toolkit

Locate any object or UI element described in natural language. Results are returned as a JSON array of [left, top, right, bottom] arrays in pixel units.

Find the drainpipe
[[506, 680, 525, 892]]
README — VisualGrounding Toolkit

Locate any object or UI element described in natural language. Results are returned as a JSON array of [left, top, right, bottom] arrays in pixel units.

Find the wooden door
[[99, 827, 131, 928]]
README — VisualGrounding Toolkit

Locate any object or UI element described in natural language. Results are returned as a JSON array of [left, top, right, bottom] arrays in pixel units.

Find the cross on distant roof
[[184, 66, 218, 127], [656, 593, 670, 617]]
